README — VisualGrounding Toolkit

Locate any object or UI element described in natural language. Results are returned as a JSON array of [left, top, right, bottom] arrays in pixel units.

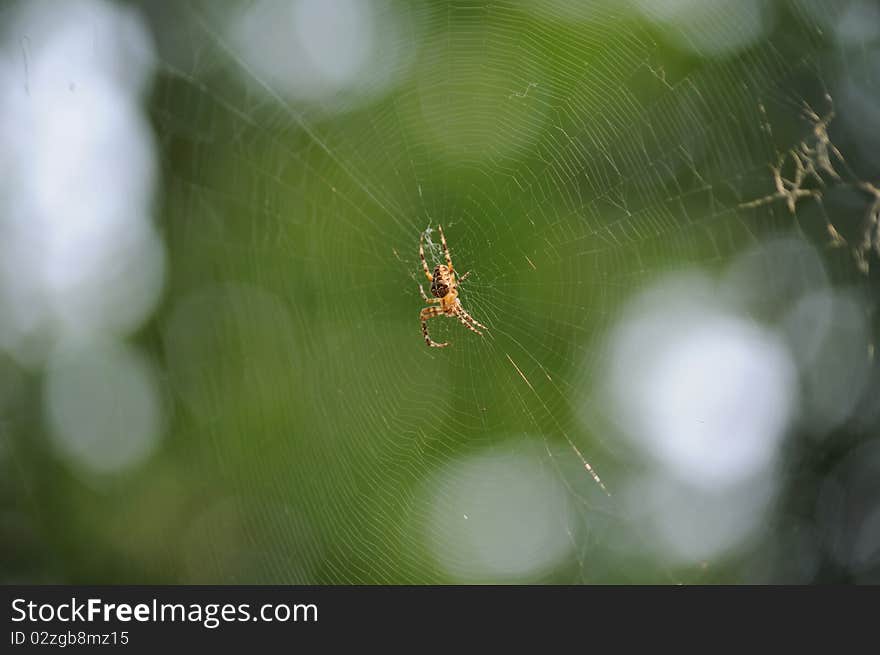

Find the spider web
[[140, 1, 876, 583]]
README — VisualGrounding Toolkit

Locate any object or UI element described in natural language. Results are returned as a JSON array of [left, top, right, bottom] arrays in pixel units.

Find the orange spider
[[419, 225, 487, 348]]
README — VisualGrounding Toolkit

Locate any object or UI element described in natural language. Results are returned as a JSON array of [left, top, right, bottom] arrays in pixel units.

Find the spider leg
[[454, 309, 483, 337], [419, 233, 432, 282], [420, 306, 449, 348], [455, 299, 487, 331], [419, 284, 441, 303], [457, 271, 470, 285], [438, 224, 453, 271], [455, 307, 484, 335]]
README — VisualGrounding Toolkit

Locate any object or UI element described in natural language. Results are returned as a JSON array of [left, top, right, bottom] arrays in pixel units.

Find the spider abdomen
[[431, 266, 451, 298]]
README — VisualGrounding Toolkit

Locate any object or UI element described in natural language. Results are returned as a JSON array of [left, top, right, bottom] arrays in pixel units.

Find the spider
[[419, 225, 487, 348]]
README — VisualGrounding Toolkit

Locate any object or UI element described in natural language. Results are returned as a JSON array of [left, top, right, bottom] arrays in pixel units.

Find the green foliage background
[[3, 0, 879, 584]]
